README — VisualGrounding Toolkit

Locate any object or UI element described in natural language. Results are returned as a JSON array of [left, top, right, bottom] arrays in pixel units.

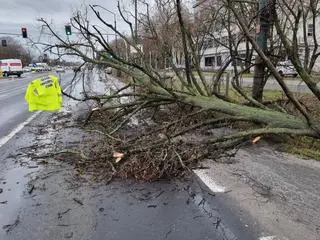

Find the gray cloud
[[0, 0, 137, 55], [0, 0, 128, 31]]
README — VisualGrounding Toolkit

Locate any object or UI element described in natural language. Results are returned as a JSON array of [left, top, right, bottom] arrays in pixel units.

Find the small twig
[[147, 205, 157, 208], [213, 217, 222, 229], [154, 190, 165, 199], [86, 129, 123, 142], [173, 148, 189, 170], [73, 198, 84, 205], [33, 150, 90, 161], [109, 101, 149, 135], [164, 228, 173, 239], [28, 184, 35, 194], [58, 208, 72, 219], [3, 215, 20, 233]]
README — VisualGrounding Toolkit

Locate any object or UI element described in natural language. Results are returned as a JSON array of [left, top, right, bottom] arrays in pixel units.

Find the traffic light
[[1, 40, 7, 47], [21, 27, 28, 38], [65, 25, 72, 35]]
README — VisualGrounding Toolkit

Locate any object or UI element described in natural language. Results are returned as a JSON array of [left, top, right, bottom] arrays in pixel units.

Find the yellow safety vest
[[25, 74, 62, 112]]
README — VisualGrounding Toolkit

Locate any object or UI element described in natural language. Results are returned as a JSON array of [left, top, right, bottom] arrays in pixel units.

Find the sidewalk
[[194, 141, 320, 240], [203, 75, 316, 93]]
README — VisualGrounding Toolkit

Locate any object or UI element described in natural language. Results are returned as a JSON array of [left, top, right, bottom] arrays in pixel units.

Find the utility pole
[[134, 0, 138, 42], [252, 0, 275, 101]]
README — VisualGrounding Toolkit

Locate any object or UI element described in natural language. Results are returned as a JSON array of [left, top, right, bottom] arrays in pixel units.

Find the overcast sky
[[0, 0, 135, 49], [0, 0, 195, 60]]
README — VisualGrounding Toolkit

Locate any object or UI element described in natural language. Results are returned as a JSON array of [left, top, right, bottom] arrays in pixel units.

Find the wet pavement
[[196, 144, 320, 240], [0, 72, 73, 139], [0, 110, 260, 240], [3, 70, 313, 240]]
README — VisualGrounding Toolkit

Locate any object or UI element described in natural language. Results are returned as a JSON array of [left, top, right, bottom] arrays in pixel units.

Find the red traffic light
[[21, 27, 28, 38]]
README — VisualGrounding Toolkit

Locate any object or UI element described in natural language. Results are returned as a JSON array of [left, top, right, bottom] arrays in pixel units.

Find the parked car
[[276, 61, 298, 77], [0, 59, 23, 77], [36, 63, 51, 71], [23, 66, 32, 72], [55, 66, 65, 73]]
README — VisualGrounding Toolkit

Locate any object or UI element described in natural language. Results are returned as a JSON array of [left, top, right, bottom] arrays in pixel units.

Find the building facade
[[195, 0, 320, 73]]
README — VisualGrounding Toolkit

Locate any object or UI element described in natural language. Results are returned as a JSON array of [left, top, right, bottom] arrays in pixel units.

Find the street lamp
[[92, 4, 117, 49]]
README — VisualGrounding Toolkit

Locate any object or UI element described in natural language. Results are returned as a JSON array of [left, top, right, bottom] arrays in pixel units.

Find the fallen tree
[[35, 0, 320, 180]]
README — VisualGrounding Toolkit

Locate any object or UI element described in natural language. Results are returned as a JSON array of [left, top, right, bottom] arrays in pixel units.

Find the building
[[194, 0, 320, 73]]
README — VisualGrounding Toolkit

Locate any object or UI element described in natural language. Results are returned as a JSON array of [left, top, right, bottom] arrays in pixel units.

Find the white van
[[0, 59, 23, 77]]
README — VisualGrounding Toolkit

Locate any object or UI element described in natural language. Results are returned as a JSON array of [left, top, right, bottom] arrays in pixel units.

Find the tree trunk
[[252, 56, 265, 101], [252, 0, 274, 102], [147, 84, 314, 133]]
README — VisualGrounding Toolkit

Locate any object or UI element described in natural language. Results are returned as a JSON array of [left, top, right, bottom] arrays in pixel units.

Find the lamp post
[[92, 4, 117, 49]]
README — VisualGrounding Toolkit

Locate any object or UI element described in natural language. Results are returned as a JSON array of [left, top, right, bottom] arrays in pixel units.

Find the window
[[308, 24, 314, 37], [217, 56, 222, 66], [205, 56, 215, 67]]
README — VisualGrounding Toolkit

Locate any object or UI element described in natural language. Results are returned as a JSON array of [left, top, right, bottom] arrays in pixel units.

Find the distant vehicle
[[28, 63, 51, 72], [276, 61, 298, 77], [55, 66, 65, 73], [36, 62, 51, 71], [30, 65, 44, 72], [0, 59, 23, 77], [23, 66, 32, 72]]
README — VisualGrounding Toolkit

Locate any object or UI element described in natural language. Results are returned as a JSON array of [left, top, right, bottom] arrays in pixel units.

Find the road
[[0, 72, 73, 140], [0, 71, 318, 240], [0, 72, 264, 240], [0, 73, 37, 138]]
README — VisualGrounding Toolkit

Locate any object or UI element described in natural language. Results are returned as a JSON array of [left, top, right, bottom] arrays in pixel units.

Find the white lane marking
[[0, 111, 41, 148], [259, 236, 277, 240], [0, 86, 26, 95], [193, 169, 226, 193]]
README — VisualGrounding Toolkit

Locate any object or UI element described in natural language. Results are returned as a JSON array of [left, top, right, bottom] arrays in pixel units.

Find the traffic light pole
[[134, 0, 138, 41], [0, 32, 21, 36]]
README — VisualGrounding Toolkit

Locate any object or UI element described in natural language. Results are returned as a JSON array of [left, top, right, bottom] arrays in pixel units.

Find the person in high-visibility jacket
[[25, 74, 62, 112]]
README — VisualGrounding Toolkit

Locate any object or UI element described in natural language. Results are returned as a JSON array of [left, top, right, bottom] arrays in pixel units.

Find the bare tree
[[35, 0, 319, 179], [0, 37, 32, 66]]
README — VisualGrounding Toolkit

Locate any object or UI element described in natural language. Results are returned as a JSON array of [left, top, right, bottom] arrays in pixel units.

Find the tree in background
[[0, 36, 32, 66]]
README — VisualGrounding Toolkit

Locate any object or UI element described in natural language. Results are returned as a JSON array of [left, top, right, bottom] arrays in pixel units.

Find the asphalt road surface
[[0, 110, 261, 240], [0, 70, 318, 240], [0, 72, 263, 240], [0, 71, 73, 139]]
